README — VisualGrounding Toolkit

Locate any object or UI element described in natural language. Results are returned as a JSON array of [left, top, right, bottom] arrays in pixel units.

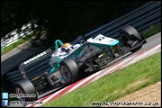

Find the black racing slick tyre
[[60, 58, 79, 84], [120, 26, 143, 51], [14, 79, 37, 102], [120, 26, 143, 41]]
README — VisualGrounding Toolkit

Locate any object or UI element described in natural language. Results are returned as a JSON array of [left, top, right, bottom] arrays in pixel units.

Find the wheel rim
[[16, 87, 25, 102], [60, 65, 71, 83]]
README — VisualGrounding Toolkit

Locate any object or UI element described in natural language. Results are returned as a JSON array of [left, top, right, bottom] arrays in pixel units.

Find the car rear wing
[[19, 48, 52, 80]]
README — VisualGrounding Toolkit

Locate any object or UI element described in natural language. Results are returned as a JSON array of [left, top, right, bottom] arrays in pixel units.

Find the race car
[[14, 26, 146, 103]]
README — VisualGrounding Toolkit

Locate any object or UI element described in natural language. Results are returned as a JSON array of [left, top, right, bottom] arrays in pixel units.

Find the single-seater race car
[[14, 26, 146, 103]]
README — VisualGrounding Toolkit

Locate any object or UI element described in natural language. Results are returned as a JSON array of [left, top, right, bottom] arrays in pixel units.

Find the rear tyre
[[14, 79, 37, 102]]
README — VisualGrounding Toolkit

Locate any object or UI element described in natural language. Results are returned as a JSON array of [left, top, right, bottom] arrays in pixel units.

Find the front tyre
[[60, 58, 79, 84], [120, 26, 143, 52], [120, 26, 143, 41]]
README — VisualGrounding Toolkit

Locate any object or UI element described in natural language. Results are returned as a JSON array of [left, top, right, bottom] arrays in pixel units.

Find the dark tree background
[[1, 1, 147, 48]]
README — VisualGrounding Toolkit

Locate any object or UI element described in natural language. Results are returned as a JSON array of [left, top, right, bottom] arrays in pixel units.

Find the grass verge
[[142, 22, 161, 38], [1, 32, 35, 55], [42, 52, 161, 107]]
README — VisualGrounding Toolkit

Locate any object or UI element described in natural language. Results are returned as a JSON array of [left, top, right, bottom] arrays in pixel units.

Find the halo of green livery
[[14, 26, 146, 103]]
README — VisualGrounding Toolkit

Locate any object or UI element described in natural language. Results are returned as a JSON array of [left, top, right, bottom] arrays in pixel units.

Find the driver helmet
[[61, 43, 72, 53]]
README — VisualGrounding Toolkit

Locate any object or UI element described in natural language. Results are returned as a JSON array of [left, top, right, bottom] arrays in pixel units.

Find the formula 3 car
[[14, 26, 146, 103]]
